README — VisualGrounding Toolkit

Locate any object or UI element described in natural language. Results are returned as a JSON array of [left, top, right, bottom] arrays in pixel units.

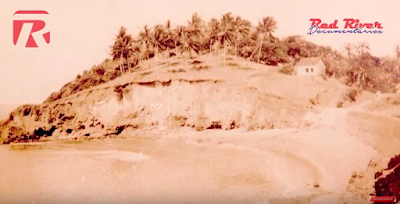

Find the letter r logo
[[13, 10, 50, 48]]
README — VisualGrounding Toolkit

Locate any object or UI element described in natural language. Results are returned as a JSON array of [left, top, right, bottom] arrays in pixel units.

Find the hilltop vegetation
[[44, 13, 400, 103]]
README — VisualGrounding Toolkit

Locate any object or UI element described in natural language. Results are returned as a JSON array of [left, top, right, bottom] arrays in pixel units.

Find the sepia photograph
[[0, 0, 399, 203]]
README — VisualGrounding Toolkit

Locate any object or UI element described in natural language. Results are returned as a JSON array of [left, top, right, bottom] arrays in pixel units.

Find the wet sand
[[0, 138, 273, 204], [0, 128, 378, 204]]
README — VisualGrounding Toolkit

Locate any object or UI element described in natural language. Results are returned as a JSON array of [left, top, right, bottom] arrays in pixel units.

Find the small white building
[[294, 57, 326, 76]]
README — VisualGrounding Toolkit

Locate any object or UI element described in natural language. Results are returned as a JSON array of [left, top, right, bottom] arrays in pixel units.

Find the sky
[[1, 0, 399, 105]]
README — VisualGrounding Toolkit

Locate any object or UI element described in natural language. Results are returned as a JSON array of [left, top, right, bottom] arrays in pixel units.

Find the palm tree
[[207, 18, 220, 55], [175, 25, 199, 60], [150, 24, 166, 62], [187, 13, 204, 55], [345, 43, 369, 87], [138, 25, 152, 62], [187, 13, 204, 39], [110, 26, 134, 74], [344, 43, 356, 76], [232, 16, 251, 59], [249, 17, 277, 63], [163, 20, 175, 57], [344, 43, 353, 61], [257, 17, 277, 63], [218, 12, 235, 67]]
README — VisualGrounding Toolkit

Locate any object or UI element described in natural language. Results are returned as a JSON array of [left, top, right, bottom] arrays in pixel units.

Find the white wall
[[317, 60, 326, 75], [295, 65, 318, 75], [294, 60, 326, 76]]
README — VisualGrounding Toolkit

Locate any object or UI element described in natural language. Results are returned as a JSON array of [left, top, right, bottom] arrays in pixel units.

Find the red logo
[[370, 196, 397, 202], [307, 18, 383, 35], [13, 10, 50, 48]]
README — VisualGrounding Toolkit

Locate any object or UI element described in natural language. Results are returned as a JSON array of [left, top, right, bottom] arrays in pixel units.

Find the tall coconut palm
[[218, 12, 235, 67], [175, 25, 199, 60], [187, 13, 204, 55], [249, 17, 277, 63], [344, 43, 353, 61], [163, 20, 175, 57], [207, 18, 220, 55], [232, 16, 251, 59], [150, 24, 166, 62], [238, 29, 259, 61], [187, 13, 204, 38], [257, 17, 277, 63], [138, 25, 152, 62], [110, 26, 134, 74]]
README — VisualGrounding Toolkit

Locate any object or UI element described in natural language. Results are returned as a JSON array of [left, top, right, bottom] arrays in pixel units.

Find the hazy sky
[[1, 0, 399, 104]]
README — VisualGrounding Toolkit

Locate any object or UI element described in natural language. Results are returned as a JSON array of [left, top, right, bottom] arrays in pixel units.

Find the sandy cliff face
[[0, 78, 309, 144], [0, 56, 317, 144], [0, 55, 399, 203]]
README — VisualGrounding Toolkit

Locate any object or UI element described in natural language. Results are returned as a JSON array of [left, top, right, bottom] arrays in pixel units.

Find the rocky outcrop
[[0, 100, 105, 144], [374, 154, 400, 204]]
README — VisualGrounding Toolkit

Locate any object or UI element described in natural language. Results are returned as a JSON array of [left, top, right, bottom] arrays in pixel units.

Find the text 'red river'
[[307, 19, 383, 35]]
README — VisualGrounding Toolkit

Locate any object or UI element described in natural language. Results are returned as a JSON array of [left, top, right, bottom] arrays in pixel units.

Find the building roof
[[295, 57, 322, 66]]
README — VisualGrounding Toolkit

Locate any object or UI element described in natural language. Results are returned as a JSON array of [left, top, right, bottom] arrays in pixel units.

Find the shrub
[[346, 89, 359, 102], [279, 64, 294, 75], [44, 60, 121, 103]]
